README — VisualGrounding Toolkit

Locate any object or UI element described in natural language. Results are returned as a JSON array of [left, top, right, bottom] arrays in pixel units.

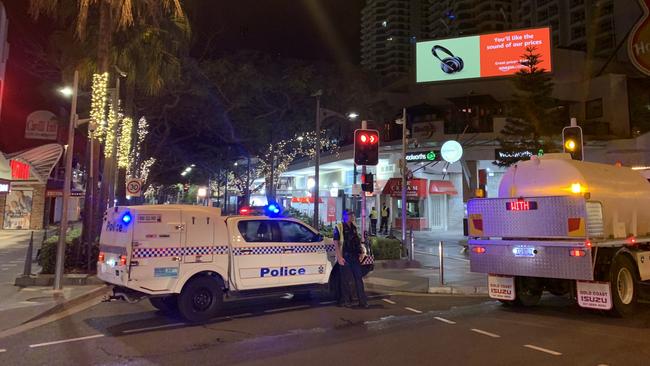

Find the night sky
[[0, 0, 366, 152]]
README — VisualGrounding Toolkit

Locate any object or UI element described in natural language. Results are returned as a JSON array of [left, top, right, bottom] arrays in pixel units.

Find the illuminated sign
[[0, 179, 9, 194], [441, 140, 463, 163], [416, 27, 552, 83], [405, 151, 440, 162], [628, 0, 650, 76], [506, 200, 538, 211], [10, 160, 30, 180], [494, 149, 538, 161]]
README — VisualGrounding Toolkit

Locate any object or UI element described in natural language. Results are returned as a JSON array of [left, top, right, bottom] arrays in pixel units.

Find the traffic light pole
[[361, 120, 367, 244], [313, 95, 321, 231], [401, 108, 408, 260]]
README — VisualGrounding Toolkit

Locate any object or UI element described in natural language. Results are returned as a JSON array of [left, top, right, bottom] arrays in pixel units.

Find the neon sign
[[506, 200, 538, 211], [10, 160, 30, 180]]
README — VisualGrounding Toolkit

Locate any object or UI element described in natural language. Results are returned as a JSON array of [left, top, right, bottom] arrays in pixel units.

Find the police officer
[[333, 210, 369, 308], [369, 207, 378, 236], [380, 204, 390, 235]]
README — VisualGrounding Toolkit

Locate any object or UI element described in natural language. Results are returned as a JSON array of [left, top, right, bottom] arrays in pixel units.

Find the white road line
[[0, 348, 6, 353], [382, 299, 396, 305], [404, 307, 422, 314], [318, 300, 336, 305], [470, 328, 500, 338], [367, 294, 393, 299], [122, 322, 186, 334], [29, 334, 105, 348], [433, 316, 456, 325], [524, 345, 562, 356], [265, 305, 310, 313]]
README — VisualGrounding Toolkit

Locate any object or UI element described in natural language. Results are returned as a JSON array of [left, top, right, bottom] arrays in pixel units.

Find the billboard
[[416, 27, 552, 83]]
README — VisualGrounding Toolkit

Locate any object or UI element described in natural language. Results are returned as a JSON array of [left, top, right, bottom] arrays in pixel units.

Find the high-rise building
[[427, 0, 516, 39], [360, 0, 429, 79]]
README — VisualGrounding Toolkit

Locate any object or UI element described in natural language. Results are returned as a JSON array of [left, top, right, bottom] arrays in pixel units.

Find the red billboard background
[[479, 27, 552, 77]]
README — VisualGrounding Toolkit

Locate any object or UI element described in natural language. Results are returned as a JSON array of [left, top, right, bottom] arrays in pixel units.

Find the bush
[[38, 227, 97, 274], [370, 237, 402, 260]]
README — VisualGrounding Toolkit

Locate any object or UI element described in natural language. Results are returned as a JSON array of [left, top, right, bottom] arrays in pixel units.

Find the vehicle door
[[277, 220, 329, 286], [182, 211, 214, 264], [230, 219, 283, 290], [129, 209, 183, 292]]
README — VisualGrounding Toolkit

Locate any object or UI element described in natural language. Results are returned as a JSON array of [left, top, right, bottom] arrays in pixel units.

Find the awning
[[429, 180, 458, 195], [381, 178, 428, 198], [291, 197, 324, 203], [3, 144, 63, 183]]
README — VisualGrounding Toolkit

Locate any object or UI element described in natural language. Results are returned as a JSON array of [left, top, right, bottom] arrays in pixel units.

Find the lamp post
[[396, 108, 408, 259], [54, 70, 79, 290]]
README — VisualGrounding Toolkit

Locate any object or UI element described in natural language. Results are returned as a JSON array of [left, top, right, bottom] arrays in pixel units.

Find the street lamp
[[59, 86, 73, 97]]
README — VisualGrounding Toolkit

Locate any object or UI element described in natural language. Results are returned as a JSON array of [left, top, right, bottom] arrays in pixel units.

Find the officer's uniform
[[380, 206, 390, 234], [333, 222, 368, 307], [369, 208, 378, 235]]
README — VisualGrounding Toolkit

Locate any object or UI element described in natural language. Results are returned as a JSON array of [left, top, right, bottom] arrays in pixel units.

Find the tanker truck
[[467, 153, 650, 316]]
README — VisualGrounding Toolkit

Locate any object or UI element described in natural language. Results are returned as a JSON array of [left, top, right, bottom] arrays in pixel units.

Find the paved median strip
[[524, 344, 562, 356], [123, 323, 186, 334], [29, 334, 105, 348], [433, 316, 456, 324], [470, 328, 500, 338]]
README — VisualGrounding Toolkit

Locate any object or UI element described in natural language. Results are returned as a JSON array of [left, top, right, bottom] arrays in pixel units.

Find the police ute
[[467, 154, 650, 316], [98, 204, 351, 322]]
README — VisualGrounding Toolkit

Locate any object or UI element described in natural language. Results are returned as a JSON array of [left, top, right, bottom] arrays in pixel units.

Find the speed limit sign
[[126, 178, 144, 197]]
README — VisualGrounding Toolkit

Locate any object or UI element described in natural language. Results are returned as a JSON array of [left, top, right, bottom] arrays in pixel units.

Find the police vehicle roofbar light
[[121, 212, 132, 224]]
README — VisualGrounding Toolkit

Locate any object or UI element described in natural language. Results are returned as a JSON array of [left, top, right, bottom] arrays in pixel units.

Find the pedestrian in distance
[[333, 210, 369, 309], [380, 204, 390, 235], [369, 206, 378, 236]]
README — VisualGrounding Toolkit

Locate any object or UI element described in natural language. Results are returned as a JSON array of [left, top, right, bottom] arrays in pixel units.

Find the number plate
[[512, 246, 536, 257]]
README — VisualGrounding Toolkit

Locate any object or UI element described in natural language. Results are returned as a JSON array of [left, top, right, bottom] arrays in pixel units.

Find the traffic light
[[354, 129, 380, 166], [562, 126, 583, 161], [361, 173, 374, 192]]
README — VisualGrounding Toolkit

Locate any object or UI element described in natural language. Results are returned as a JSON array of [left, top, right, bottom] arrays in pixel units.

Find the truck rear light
[[585, 240, 592, 248], [570, 249, 586, 257], [472, 246, 487, 254], [98, 252, 105, 262], [120, 255, 127, 266], [626, 236, 636, 245], [472, 218, 483, 231]]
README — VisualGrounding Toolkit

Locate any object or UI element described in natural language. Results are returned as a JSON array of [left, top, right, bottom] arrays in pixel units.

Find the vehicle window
[[278, 221, 319, 243], [237, 220, 278, 242]]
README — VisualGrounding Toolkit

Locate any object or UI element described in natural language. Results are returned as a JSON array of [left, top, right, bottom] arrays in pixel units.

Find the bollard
[[438, 240, 444, 285], [409, 228, 415, 261], [23, 231, 34, 276]]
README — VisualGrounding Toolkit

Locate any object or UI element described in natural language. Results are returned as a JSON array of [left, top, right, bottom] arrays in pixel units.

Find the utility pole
[[54, 70, 79, 291], [313, 91, 322, 230], [401, 108, 408, 258], [361, 120, 368, 243]]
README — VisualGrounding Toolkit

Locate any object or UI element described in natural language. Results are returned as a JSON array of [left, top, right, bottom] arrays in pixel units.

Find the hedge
[[370, 237, 402, 260], [38, 228, 98, 274]]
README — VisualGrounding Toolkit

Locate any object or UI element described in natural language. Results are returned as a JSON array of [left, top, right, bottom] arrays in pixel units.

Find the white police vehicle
[[97, 204, 363, 322]]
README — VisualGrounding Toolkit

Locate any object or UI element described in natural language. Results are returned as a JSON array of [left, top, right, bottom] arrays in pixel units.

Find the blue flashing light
[[121, 212, 132, 224], [265, 203, 281, 216]]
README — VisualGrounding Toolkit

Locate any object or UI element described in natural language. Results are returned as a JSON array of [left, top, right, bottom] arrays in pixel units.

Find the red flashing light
[[472, 246, 487, 254], [120, 255, 127, 266], [239, 206, 251, 215], [570, 249, 586, 257], [585, 240, 592, 248], [98, 252, 105, 263], [627, 236, 637, 245], [360, 134, 368, 143]]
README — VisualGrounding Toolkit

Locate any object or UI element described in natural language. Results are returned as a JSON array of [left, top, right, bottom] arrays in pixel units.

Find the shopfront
[[382, 178, 429, 230]]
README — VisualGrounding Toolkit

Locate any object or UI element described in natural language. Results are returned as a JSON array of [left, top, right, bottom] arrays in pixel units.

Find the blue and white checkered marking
[[233, 244, 336, 256], [133, 246, 229, 258]]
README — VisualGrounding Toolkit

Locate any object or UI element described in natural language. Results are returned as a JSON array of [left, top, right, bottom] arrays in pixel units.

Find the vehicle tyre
[[177, 276, 223, 323], [149, 295, 178, 315], [608, 255, 639, 317], [514, 276, 542, 307]]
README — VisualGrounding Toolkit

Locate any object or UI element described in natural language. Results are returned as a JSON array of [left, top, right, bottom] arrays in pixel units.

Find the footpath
[[364, 230, 488, 295]]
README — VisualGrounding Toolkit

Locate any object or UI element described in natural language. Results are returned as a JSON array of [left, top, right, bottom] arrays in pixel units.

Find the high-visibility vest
[[381, 207, 388, 217], [336, 222, 366, 256], [370, 210, 378, 219]]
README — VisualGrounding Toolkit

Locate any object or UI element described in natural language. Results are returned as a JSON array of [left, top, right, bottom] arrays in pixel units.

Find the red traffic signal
[[354, 129, 380, 166]]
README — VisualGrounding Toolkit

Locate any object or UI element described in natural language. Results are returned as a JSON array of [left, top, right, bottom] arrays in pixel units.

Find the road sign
[[126, 178, 144, 197]]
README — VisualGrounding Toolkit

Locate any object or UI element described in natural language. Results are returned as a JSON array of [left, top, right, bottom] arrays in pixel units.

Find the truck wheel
[[178, 276, 223, 323], [515, 277, 542, 307], [609, 255, 639, 317], [149, 296, 178, 315]]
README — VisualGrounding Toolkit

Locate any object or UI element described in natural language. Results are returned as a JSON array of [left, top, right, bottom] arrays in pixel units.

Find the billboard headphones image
[[416, 27, 552, 83]]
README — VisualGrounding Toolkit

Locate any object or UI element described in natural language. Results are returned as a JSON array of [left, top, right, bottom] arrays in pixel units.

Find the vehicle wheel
[[177, 276, 223, 323], [514, 277, 542, 307], [149, 295, 178, 315], [609, 255, 639, 317]]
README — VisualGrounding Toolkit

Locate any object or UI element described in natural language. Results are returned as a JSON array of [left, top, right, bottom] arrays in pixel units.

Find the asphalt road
[[1, 289, 650, 366]]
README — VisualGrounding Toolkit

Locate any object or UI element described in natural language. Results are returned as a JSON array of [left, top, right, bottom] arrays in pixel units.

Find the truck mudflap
[[576, 281, 612, 310], [469, 240, 594, 281]]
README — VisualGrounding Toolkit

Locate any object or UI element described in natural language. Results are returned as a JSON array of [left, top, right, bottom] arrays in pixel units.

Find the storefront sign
[[3, 189, 33, 229], [494, 149, 538, 161], [441, 140, 463, 163], [45, 190, 85, 197], [416, 27, 552, 83], [628, 0, 650, 76], [405, 150, 440, 163], [10, 160, 30, 180], [327, 197, 337, 223], [411, 122, 437, 140], [382, 178, 428, 198], [25, 110, 59, 140]]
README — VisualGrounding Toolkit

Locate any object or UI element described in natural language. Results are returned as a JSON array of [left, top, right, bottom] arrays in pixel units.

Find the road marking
[[367, 293, 393, 299], [265, 305, 310, 313], [318, 300, 336, 305], [470, 328, 500, 338], [404, 307, 422, 314], [524, 345, 562, 356], [231, 312, 253, 318], [433, 316, 456, 324], [0, 348, 6, 353], [29, 334, 105, 348], [382, 299, 396, 305], [123, 322, 186, 334]]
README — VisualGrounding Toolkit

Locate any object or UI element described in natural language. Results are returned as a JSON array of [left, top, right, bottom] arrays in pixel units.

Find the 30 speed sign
[[126, 178, 144, 197]]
